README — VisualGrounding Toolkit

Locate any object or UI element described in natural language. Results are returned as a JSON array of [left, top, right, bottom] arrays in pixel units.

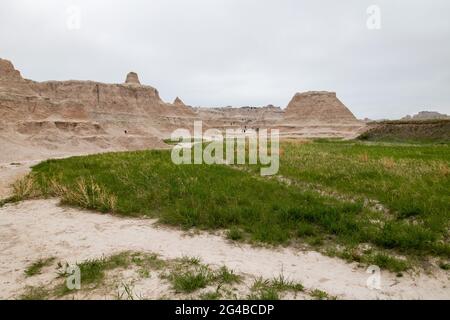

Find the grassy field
[[358, 119, 450, 143], [15, 139, 450, 272]]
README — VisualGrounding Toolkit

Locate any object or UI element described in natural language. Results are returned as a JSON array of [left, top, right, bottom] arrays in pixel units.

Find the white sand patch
[[0, 160, 38, 199], [0, 199, 448, 300]]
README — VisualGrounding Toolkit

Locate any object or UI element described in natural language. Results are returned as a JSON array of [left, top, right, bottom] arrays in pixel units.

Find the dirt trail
[[0, 199, 448, 300]]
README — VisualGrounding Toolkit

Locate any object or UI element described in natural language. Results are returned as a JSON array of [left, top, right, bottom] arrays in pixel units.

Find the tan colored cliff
[[0, 58, 367, 162], [284, 91, 359, 124], [0, 58, 198, 162]]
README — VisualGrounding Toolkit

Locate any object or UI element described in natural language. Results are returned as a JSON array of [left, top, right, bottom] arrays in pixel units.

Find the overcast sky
[[1, 0, 449, 119]]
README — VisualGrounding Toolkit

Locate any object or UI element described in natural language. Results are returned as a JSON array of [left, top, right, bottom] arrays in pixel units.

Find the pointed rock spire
[[173, 97, 185, 106], [125, 72, 140, 85], [0, 58, 23, 81]]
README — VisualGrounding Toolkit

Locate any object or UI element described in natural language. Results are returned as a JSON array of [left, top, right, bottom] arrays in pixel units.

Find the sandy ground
[[0, 160, 38, 199], [0, 199, 448, 300]]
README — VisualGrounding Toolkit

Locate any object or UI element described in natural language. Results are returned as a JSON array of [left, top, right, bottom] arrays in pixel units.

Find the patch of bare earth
[[0, 199, 448, 300]]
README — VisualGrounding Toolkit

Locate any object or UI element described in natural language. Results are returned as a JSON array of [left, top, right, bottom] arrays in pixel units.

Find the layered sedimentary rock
[[284, 91, 358, 123], [194, 105, 284, 131], [195, 92, 365, 138], [0, 58, 366, 162], [0, 58, 197, 162], [125, 72, 141, 85], [278, 91, 365, 138], [173, 97, 185, 106], [402, 111, 449, 121]]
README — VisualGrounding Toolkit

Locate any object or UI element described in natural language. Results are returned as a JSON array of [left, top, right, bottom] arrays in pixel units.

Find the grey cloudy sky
[[1, 0, 449, 119]]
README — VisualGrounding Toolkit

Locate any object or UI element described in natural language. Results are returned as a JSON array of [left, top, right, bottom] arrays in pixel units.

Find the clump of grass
[[55, 252, 133, 293], [328, 248, 411, 273], [5, 174, 41, 206], [131, 252, 166, 272], [199, 291, 221, 300], [19, 286, 50, 300], [214, 266, 241, 285], [0, 197, 15, 207], [13, 175, 39, 200], [253, 287, 279, 300], [362, 252, 410, 273], [227, 227, 244, 241], [247, 275, 304, 300], [50, 177, 117, 213], [179, 256, 201, 266], [439, 262, 450, 270], [24, 257, 56, 277], [248, 278, 280, 300], [164, 259, 240, 294], [168, 266, 214, 293], [76, 252, 130, 285], [117, 282, 137, 300], [271, 274, 304, 292], [310, 289, 332, 300]]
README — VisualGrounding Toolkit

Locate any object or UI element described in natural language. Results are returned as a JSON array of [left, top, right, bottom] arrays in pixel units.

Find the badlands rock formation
[[173, 97, 186, 106], [279, 91, 365, 137], [0, 58, 365, 162], [125, 72, 141, 85], [196, 92, 365, 138], [285, 91, 358, 123], [194, 105, 285, 132], [0, 58, 197, 162], [402, 111, 450, 121]]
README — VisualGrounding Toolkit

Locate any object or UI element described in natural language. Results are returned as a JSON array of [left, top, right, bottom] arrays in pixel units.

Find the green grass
[[19, 286, 50, 300], [247, 276, 305, 300], [215, 266, 241, 284], [358, 119, 450, 144], [24, 257, 56, 277], [75, 252, 130, 285], [165, 262, 241, 294], [26, 252, 167, 299], [56, 252, 161, 294], [310, 289, 332, 300], [169, 266, 213, 293], [226, 227, 245, 241], [248, 140, 450, 258], [439, 262, 450, 270], [21, 140, 450, 271], [28, 149, 369, 247], [199, 291, 222, 300]]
